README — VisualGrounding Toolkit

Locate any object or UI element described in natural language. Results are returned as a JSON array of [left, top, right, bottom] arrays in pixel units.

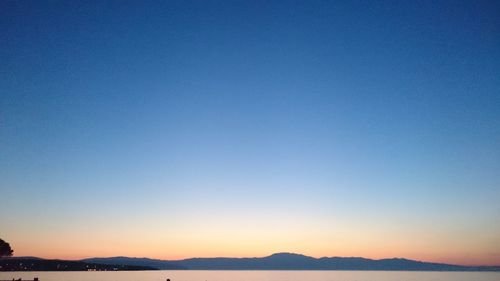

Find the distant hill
[[0, 258, 156, 271], [82, 257, 185, 270], [82, 252, 500, 271]]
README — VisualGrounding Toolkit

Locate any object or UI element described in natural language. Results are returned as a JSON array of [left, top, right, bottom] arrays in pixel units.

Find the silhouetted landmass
[[80, 257, 186, 270], [82, 252, 500, 271], [0, 258, 157, 271]]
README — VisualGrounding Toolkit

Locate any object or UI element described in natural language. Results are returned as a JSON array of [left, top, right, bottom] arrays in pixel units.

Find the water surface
[[1, 270, 499, 281]]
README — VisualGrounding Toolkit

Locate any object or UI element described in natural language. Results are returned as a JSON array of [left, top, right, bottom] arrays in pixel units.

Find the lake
[[1, 270, 500, 281]]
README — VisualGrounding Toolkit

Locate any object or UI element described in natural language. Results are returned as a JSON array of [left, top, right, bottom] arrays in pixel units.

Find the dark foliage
[[0, 239, 13, 257]]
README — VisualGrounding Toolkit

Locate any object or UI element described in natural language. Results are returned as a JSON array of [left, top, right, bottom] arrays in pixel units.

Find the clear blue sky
[[1, 0, 499, 264]]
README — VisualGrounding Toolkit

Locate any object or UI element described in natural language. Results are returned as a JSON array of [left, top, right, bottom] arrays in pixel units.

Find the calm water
[[1, 271, 500, 281]]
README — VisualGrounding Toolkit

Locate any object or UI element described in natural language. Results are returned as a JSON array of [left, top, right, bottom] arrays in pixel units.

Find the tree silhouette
[[0, 238, 13, 257]]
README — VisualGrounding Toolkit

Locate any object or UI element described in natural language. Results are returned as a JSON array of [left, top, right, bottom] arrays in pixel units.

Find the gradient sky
[[1, 0, 500, 266]]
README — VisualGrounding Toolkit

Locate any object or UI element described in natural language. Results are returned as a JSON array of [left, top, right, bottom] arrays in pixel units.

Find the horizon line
[[8, 252, 500, 267]]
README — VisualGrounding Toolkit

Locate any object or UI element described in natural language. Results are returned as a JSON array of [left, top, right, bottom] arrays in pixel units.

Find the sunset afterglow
[[1, 0, 499, 268]]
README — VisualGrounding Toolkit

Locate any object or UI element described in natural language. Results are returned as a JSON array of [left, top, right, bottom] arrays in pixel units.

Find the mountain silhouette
[[79, 256, 185, 270], [0, 257, 156, 271], [82, 252, 500, 271]]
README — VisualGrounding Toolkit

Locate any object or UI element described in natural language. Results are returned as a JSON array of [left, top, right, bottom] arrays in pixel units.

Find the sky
[[1, 0, 499, 266]]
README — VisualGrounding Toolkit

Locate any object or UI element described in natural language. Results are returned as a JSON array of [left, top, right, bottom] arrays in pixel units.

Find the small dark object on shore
[[0, 277, 40, 281]]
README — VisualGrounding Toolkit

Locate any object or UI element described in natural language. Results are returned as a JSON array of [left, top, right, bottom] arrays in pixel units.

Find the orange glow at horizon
[[5, 196, 500, 267], [9, 233, 500, 266]]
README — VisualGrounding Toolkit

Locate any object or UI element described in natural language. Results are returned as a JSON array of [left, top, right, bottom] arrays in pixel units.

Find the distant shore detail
[[2, 253, 499, 272]]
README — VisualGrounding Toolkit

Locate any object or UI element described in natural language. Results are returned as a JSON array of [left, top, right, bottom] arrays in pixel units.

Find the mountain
[[0, 258, 156, 271], [82, 252, 500, 271], [82, 257, 185, 270]]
